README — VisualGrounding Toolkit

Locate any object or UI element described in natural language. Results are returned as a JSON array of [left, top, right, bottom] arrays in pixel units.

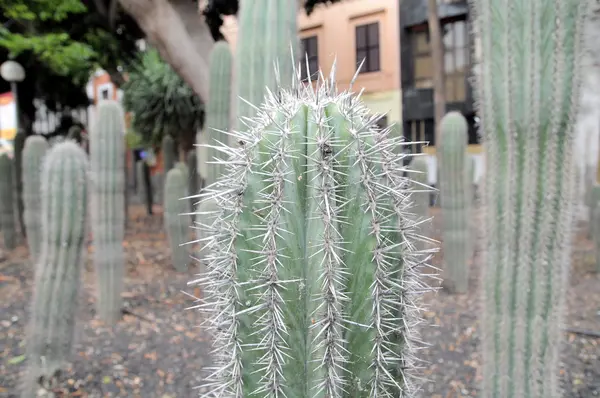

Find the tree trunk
[[427, 0, 446, 146], [117, 0, 214, 102]]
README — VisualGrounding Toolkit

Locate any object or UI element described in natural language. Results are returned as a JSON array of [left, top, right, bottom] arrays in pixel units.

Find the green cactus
[[162, 134, 176, 172], [0, 153, 17, 249], [22, 136, 49, 262], [472, 1, 591, 396], [89, 100, 126, 325], [191, 70, 434, 397], [175, 161, 189, 182], [438, 111, 470, 294], [202, 41, 232, 188], [408, 156, 431, 249], [21, 141, 88, 396], [164, 168, 190, 271], [235, 0, 298, 128], [67, 125, 83, 143], [13, 131, 25, 238], [48, 135, 65, 147]]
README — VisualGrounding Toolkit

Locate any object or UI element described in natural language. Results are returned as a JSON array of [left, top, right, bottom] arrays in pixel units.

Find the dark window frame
[[355, 22, 380, 73], [300, 35, 319, 81]]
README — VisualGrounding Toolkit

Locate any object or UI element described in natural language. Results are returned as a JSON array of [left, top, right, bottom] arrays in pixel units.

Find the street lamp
[[0, 59, 25, 137]]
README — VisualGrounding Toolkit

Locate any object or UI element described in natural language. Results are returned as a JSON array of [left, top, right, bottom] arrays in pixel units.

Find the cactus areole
[[190, 70, 434, 397]]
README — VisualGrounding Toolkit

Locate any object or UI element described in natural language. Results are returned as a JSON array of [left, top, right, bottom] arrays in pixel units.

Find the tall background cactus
[[438, 111, 470, 294], [164, 168, 190, 271], [471, 0, 590, 396], [21, 141, 88, 397], [192, 72, 433, 397], [234, 0, 298, 127], [0, 153, 17, 249], [22, 136, 49, 262], [90, 100, 126, 325], [200, 41, 232, 188], [162, 134, 176, 172]]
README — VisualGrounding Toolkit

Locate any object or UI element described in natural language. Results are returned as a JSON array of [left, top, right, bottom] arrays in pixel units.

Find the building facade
[[221, 0, 401, 128]]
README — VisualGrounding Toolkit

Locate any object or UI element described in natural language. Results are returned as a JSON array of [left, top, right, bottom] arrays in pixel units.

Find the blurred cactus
[[22, 136, 49, 262], [13, 131, 25, 238], [48, 135, 65, 147], [0, 153, 17, 249], [409, 156, 431, 249], [191, 70, 434, 397], [439, 111, 470, 294], [164, 168, 190, 271], [175, 161, 189, 182], [90, 100, 126, 325], [67, 125, 83, 143], [472, 1, 591, 396], [235, 0, 298, 127], [21, 142, 88, 396], [202, 41, 232, 188], [162, 134, 176, 172]]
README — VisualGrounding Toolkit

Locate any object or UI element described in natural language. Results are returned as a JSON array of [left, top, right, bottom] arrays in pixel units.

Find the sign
[[0, 92, 17, 140]]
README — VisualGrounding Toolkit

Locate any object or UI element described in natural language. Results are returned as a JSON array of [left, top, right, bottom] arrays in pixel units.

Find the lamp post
[[0, 59, 26, 138]]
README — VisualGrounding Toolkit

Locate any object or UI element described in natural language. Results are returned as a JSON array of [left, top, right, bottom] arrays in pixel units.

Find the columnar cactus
[[408, 156, 431, 248], [589, 182, 600, 237], [21, 141, 88, 396], [13, 131, 25, 237], [202, 41, 232, 188], [162, 134, 176, 172], [0, 153, 17, 249], [191, 71, 433, 397], [90, 100, 126, 325], [22, 136, 49, 262], [164, 168, 190, 271], [235, 0, 298, 128], [438, 111, 470, 294], [471, 1, 591, 396]]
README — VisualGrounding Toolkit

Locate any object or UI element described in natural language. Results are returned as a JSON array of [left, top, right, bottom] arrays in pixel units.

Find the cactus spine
[[162, 134, 176, 172], [409, 156, 431, 248], [439, 111, 470, 294], [202, 41, 232, 188], [90, 100, 126, 325], [191, 70, 433, 397], [0, 153, 17, 249], [21, 142, 88, 396], [164, 168, 190, 271], [471, 0, 591, 396], [234, 0, 298, 128], [22, 136, 49, 261]]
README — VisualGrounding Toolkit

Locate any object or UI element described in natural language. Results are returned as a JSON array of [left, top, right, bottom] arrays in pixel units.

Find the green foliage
[[473, 1, 591, 396], [125, 128, 144, 150], [122, 48, 203, 147], [192, 70, 433, 397]]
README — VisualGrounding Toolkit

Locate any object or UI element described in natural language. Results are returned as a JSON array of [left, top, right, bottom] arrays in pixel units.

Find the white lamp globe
[[0, 60, 25, 83]]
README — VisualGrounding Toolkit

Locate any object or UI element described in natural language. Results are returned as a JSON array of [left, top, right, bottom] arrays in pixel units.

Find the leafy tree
[[122, 48, 203, 154]]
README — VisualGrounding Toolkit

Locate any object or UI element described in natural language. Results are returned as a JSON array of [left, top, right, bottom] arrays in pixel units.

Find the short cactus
[[162, 134, 176, 173], [164, 168, 190, 271], [472, 1, 591, 396], [0, 153, 17, 249], [22, 136, 49, 262], [90, 100, 126, 325], [191, 70, 434, 397], [438, 111, 470, 294], [48, 135, 65, 147], [202, 41, 232, 188], [21, 141, 88, 396]]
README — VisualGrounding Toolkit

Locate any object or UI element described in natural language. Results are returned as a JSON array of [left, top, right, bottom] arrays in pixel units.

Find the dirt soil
[[0, 204, 598, 397]]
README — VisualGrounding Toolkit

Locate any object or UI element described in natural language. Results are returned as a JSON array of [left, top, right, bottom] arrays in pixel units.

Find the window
[[410, 28, 433, 89], [443, 20, 469, 101], [407, 119, 435, 153], [356, 22, 380, 73], [101, 88, 110, 100], [300, 36, 319, 81]]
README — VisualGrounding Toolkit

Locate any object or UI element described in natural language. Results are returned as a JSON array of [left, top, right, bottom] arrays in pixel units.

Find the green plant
[[0, 153, 17, 249], [202, 40, 232, 187], [125, 128, 144, 150], [21, 141, 88, 397], [191, 71, 433, 397], [471, 0, 591, 396], [162, 134, 176, 172], [438, 111, 470, 294], [164, 167, 190, 271], [22, 135, 49, 262], [122, 48, 203, 148], [89, 100, 126, 325], [234, 0, 298, 127]]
